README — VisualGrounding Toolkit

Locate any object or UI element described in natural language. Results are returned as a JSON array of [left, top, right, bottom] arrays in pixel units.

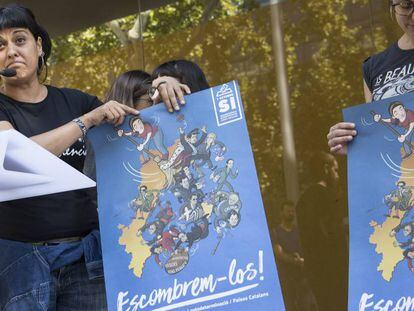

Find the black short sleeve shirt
[[363, 43, 414, 102], [0, 86, 102, 242]]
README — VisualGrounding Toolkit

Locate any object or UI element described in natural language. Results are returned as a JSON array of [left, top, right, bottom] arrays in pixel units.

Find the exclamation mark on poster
[[259, 250, 264, 281]]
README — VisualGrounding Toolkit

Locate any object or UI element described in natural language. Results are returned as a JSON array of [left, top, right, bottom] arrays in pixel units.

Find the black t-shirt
[[296, 184, 347, 267], [0, 85, 101, 242], [363, 42, 414, 102], [295, 183, 348, 307]]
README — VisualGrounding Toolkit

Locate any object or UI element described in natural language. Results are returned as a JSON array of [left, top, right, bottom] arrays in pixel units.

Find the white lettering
[[117, 291, 130, 311], [384, 70, 394, 84], [391, 67, 401, 80], [229, 259, 258, 285], [374, 75, 383, 87], [62, 147, 86, 157], [117, 252, 263, 310], [359, 293, 414, 311], [218, 99, 230, 113]]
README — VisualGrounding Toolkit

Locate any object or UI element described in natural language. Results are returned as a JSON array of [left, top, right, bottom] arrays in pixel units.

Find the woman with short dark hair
[[0, 4, 186, 310], [152, 59, 210, 95]]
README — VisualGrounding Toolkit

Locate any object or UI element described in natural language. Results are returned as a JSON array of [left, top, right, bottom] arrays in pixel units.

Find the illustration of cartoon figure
[[175, 216, 210, 251], [179, 193, 204, 222], [391, 222, 414, 273], [116, 117, 245, 276], [150, 226, 181, 267], [193, 132, 226, 176], [182, 166, 197, 184], [374, 101, 414, 158], [384, 181, 413, 218], [214, 207, 241, 237], [137, 200, 175, 244], [118, 117, 169, 164], [150, 244, 165, 267], [210, 159, 238, 192], [172, 168, 205, 203], [137, 221, 164, 245], [153, 200, 175, 227], [173, 127, 207, 168], [214, 191, 242, 216], [130, 185, 157, 219]]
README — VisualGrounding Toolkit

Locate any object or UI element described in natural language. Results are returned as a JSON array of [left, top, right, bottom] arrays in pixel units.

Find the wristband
[[72, 117, 88, 139]]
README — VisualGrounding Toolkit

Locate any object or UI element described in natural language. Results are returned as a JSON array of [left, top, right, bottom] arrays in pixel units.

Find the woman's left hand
[[151, 76, 191, 113]]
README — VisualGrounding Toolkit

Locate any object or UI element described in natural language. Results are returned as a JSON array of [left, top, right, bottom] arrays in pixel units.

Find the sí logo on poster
[[212, 81, 243, 127]]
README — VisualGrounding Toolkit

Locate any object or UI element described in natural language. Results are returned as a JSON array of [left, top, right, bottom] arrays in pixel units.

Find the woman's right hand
[[151, 76, 191, 112], [327, 122, 357, 155], [82, 100, 139, 128]]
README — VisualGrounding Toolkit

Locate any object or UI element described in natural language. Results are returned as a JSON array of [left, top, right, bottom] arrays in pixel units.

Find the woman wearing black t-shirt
[[0, 5, 189, 311], [328, 0, 414, 154]]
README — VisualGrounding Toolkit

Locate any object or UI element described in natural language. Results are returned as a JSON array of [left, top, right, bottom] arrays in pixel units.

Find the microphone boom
[[0, 68, 17, 77]]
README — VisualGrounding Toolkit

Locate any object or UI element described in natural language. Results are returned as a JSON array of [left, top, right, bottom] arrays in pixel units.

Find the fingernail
[[175, 105, 180, 110], [169, 108, 173, 113], [352, 130, 357, 135], [182, 100, 186, 105]]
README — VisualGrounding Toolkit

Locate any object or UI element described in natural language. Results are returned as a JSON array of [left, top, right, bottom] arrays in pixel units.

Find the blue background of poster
[[88, 81, 284, 310], [344, 92, 414, 310]]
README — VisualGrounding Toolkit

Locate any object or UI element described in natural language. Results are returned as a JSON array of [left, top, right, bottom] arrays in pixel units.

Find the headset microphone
[[0, 68, 17, 77]]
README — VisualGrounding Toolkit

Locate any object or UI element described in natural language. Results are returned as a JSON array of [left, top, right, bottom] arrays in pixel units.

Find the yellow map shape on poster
[[118, 155, 167, 278], [118, 218, 151, 278], [369, 218, 404, 281]]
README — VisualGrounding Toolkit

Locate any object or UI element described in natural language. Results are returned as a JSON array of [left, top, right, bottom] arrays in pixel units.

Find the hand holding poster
[[344, 92, 414, 310], [88, 81, 285, 310]]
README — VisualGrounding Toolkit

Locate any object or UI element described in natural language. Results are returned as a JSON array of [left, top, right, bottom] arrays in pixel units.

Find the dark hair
[[178, 175, 188, 184], [388, 101, 404, 115], [186, 128, 199, 139], [105, 70, 151, 108], [152, 59, 210, 93], [0, 4, 52, 76], [150, 244, 162, 254], [227, 210, 241, 227], [308, 151, 336, 181], [129, 116, 143, 130]]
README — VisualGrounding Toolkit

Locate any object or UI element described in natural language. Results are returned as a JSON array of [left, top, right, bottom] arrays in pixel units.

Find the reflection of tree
[[48, 0, 400, 217], [282, 1, 400, 185], [49, 1, 283, 211]]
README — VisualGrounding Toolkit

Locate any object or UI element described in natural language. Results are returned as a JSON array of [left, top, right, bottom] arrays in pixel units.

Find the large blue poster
[[344, 92, 414, 310], [88, 81, 284, 311]]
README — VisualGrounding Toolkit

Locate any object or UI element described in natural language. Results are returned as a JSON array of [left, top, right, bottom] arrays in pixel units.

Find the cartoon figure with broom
[[373, 101, 414, 159]]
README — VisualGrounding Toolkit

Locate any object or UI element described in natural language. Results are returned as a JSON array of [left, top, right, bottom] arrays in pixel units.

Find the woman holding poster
[[0, 4, 189, 310], [328, 0, 414, 154]]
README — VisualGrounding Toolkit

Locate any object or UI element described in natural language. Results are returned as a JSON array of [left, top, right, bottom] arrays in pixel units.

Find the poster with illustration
[[344, 92, 414, 310], [88, 81, 284, 311]]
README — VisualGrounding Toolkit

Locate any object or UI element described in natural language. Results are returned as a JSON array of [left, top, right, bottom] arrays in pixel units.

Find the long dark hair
[[0, 4, 52, 77], [152, 59, 210, 93], [105, 70, 151, 108]]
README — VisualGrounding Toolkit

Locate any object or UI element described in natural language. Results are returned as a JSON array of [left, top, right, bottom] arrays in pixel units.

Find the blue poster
[[88, 81, 284, 311], [344, 92, 414, 310]]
